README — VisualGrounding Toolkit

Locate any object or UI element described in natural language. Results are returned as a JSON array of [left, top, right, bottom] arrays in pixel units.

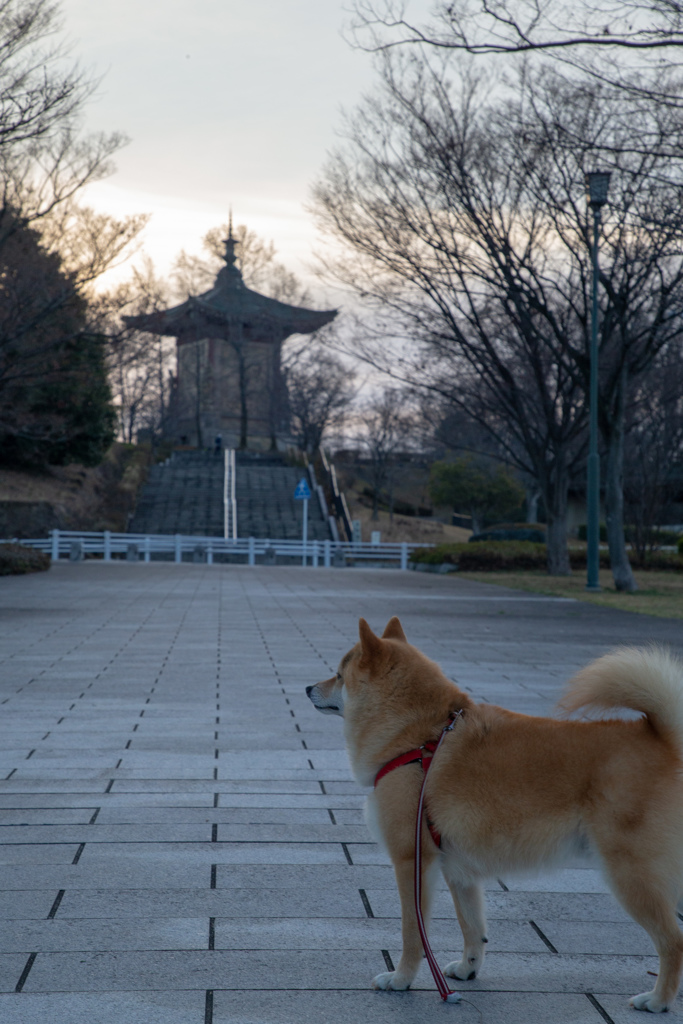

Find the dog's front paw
[[630, 990, 669, 1013], [444, 958, 478, 981], [372, 970, 411, 991]]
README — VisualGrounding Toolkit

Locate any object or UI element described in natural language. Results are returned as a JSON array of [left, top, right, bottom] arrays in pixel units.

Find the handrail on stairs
[[223, 449, 237, 539]]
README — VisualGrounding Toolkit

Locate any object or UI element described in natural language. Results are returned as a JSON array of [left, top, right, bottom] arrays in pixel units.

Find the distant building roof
[[124, 227, 336, 343]]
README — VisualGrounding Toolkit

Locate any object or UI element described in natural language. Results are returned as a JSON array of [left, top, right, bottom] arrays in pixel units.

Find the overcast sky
[[59, 0, 430, 298]]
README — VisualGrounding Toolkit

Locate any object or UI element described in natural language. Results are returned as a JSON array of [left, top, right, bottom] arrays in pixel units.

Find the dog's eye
[[336, 673, 342, 682]]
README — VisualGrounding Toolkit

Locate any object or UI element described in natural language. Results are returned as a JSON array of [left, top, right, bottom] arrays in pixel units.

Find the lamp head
[[585, 171, 611, 208]]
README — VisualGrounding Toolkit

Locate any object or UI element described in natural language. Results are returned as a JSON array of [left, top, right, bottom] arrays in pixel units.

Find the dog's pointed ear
[[358, 618, 383, 667], [382, 616, 407, 642]]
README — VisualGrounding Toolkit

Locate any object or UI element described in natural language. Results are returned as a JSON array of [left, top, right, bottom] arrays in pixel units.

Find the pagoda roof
[[124, 231, 336, 342]]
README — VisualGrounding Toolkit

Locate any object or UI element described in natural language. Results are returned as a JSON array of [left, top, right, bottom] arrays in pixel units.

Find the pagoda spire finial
[[223, 209, 237, 268]]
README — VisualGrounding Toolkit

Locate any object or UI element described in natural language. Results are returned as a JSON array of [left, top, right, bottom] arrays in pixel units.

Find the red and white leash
[[413, 709, 463, 1003]]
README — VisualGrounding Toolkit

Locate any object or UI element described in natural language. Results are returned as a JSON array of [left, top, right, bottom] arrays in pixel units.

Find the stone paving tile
[[211, 916, 548, 952], [0, 864, 207, 890], [0, 808, 94, 825], [0, 824, 211, 843], [534, 919, 657, 956], [368, 887, 632, 922], [81, 841, 352, 866], [96, 807, 337, 824], [2, 562, 683, 1022], [213, 863, 398, 889], [0, 844, 82, 864], [0, 991, 203, 1024], [1, 916, 208, 951], [0, 891, 57, 919], [211, 990, 603, 1024], [58, 887, 365, 919]]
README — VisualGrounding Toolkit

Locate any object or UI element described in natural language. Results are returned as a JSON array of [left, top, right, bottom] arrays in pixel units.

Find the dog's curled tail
[[561, 646, 683, 750]]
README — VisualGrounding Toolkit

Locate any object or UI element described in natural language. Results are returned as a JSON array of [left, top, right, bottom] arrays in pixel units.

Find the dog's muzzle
[[306, 684, 341, 715]]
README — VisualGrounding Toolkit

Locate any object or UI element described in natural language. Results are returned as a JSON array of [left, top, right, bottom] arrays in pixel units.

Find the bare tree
[[351, 0, 683, 56], [0, 0, 146, 458], [510, 69, 683, 588], [311, 58, 587, 572], [623, 345, 683, 561], [355, 388, 415, 520], [311, 55, 683, 584], [0, 1, 133, 235], [283, 332, 356, 454], [350, 0, 683, 109], [92, 260, 174, 445]]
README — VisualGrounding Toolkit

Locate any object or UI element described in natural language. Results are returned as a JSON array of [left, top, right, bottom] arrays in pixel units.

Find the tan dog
[[306, 617, 683, 1012]]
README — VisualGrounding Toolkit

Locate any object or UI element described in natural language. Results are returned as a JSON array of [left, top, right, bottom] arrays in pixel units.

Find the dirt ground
[[0, 444, 150, 537], [345, 499, 471, 544]]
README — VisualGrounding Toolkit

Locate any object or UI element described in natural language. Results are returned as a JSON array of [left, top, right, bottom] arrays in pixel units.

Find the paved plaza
[[0, 562, 682, 1023]]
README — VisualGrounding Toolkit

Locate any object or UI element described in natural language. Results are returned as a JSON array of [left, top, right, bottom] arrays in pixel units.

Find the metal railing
[[223, 448, 237, 539], [6, 530, 432, 569], [318, 448, 353, 541]]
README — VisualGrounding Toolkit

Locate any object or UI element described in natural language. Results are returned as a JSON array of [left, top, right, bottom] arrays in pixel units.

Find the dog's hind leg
[[606, 860, 683, 1012], [372, 853, 440, 991], [441, 873, 488, 981]]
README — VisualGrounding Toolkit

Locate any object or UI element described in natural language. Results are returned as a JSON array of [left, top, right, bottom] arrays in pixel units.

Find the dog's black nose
[[305, 685, 313, 695]]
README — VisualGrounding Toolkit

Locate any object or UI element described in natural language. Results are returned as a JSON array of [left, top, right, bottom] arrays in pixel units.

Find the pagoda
[[125, 224, 337, 449]]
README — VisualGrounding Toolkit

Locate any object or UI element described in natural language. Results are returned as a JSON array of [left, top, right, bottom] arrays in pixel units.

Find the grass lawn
[[459, 569, 683, 619]]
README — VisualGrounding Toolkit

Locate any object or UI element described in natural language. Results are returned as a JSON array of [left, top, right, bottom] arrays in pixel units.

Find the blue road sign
[[294, 478, 312, 500]]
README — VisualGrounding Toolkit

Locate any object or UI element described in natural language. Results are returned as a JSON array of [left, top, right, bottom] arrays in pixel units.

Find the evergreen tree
[[0, 218, 115, 465]]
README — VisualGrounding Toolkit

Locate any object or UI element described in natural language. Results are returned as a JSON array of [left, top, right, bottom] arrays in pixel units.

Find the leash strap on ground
[[413, 711, 463, 1004]]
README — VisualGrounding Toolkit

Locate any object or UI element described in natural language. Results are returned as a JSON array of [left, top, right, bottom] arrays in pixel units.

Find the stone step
[[129, 451, 331, 540]]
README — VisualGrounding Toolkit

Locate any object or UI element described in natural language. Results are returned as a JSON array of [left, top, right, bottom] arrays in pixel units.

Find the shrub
[[410, 543, 467, 565], [410, 540, 683, 572], [0, 543, 50, 576], [459, 541, 548, 571], [411, 540, 549, 570], [430, 459, 525, 529], [635, 550, 683, 571]]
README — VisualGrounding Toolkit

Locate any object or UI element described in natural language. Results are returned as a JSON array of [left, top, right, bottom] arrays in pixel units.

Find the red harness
[[374, 739, 444, 845], [373, 710, 464, 847]]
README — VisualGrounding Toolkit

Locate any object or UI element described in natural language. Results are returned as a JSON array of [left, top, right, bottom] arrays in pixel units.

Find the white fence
[[7, 530, 433, 569]]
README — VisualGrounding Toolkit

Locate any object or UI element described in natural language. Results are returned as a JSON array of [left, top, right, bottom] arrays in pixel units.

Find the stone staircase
[[235, 453, 330, 540], [128, 451, 225, 536], [128, 450, 331, 541]]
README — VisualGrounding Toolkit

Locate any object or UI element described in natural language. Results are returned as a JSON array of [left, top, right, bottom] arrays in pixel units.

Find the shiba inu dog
[[306, 616, 683, 1012]]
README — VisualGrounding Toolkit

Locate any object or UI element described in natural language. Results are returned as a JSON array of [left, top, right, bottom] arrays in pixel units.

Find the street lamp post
[[585, 171, 611, 592]]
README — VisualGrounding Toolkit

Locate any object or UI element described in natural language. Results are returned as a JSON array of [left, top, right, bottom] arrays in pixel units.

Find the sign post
[[293, 477, 312, 566]]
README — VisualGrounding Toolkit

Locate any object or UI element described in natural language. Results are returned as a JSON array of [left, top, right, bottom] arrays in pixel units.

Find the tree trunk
[[604, 370, 637, 591], [525, 485, 540, 524], [543, 468, 571, 575], [372, 489, 379, 521]]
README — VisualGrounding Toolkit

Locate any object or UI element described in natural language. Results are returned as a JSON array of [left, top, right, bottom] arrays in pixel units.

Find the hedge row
[[410, 540, 683, 572], [0, 543, 51, 576], [410, 541, 549, 570]]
